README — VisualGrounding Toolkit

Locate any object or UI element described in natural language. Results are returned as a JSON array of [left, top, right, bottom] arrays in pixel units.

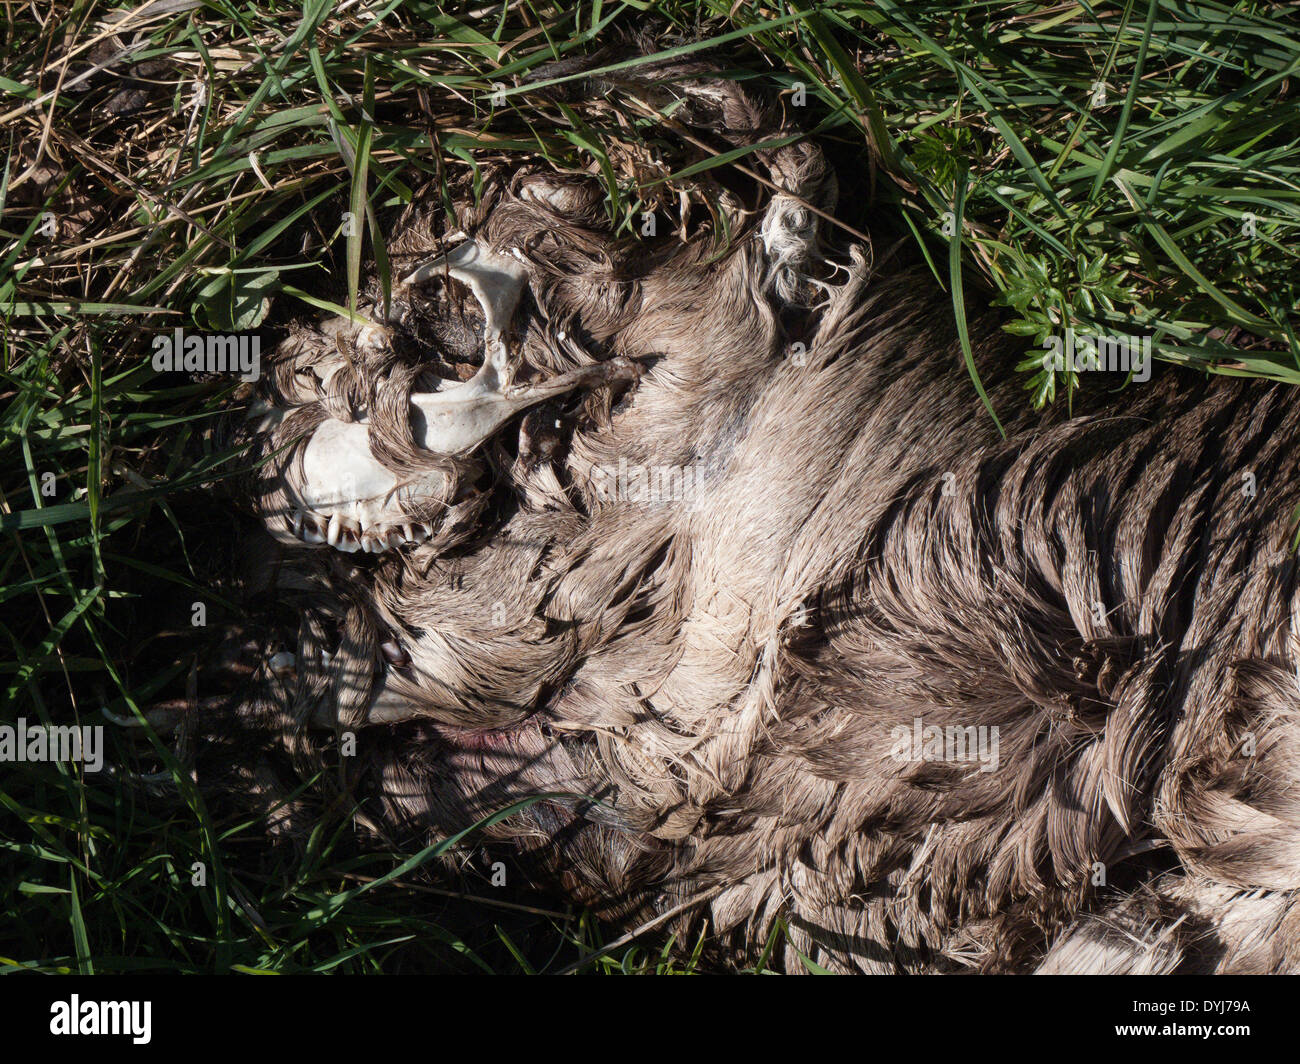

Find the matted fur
[[193, 74, 1300, 974]]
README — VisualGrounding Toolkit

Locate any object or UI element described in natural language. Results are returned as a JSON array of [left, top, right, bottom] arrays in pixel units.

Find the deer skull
[[271, 239, 631, 553]]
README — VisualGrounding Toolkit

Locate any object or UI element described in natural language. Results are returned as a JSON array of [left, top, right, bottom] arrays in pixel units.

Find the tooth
[[291, 510, 304, 538], [268, 651, 296, 676], [416, 523, 432, 540], [325, 514, 361, 552], [339, 520, 362, 553], [302, 515, 326, 544]]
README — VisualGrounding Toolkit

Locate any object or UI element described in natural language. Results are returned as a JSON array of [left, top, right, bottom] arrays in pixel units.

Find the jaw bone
[[279, 239, 633, 554]]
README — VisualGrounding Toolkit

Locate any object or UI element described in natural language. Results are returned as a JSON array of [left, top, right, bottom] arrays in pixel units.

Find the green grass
[[1, 0, 1297, 973]]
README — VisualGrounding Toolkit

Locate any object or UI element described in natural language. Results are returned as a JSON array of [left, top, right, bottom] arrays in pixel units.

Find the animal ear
[[1159, 659, 1300, 891], [403, 239, 527, 339]]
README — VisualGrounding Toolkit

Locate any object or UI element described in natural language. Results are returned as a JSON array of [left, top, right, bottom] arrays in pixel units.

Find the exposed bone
[[407, 358, 636, 457], [292, 400, 448, 550], [402, 239, 527, 343], [276, 239, 632, 553]]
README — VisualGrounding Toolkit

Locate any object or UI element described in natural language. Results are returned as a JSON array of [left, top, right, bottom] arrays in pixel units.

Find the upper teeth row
[[291, 509, 432, 553]]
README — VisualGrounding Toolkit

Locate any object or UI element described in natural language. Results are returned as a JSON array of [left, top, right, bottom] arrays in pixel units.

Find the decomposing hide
[[195, 76, 1300, 974]]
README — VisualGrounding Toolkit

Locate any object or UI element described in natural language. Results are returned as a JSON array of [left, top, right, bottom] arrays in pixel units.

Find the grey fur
[[204, 77, 1300, 974]]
